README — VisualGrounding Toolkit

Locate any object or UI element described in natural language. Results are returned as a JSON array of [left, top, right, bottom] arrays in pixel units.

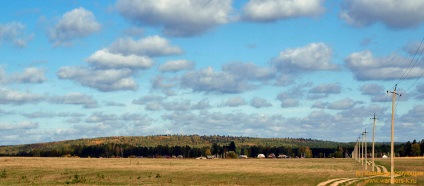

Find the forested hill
[[0, 135, 345, 155]]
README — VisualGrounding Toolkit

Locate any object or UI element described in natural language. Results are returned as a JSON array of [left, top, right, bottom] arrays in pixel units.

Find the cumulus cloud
[[399, 105, 424, 124], [57, 66, 137, 92], [0, 67, 46, 84], [158, 60, 194, 72], [109, 36, 183, 56], [277, 83, 311, 107], [360, 83, 389, 102], [340, 0, 424, 29], [273, 43, 339, 73], [327, 98, 360, 110], [223, 96, 246, 107], [222, 62, 274, 81], [181, 67, 251, 94], [50, 92, 99, 108], [308, 83, 341, 99], [49, 7, 101, 46], [0, 121, 38, 131], [86, 49, 153, 69], [132, 95, 166, 105], [242, 0, 325, 22], [345, 50, 424, 81], [10, 67, 46, 83], [116, 0, 233, 37], [312, 101, 327, 109], [0, 88, 43, 104], [191, 99, 212, 110], [161, 100, 192, 111], [250, 97, 272, 108], [0, 22, 32, 47]]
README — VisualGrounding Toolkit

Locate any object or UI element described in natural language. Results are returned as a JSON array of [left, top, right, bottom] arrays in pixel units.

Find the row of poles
[[351, 85, 400, 184]]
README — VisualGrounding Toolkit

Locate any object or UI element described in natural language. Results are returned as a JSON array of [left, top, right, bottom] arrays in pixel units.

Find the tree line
[[3, 139, 422, 158]]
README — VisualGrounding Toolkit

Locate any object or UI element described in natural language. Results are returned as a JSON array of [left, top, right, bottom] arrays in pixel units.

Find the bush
[[1, 169, 6, 178], [226, 151, 238, 159]]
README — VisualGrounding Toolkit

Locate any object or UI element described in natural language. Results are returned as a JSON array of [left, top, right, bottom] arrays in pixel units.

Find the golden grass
[[0, 157, 421, 185]]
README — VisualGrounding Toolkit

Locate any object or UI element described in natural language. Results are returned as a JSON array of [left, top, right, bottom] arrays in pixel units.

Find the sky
[[1, 0, 424, 145]]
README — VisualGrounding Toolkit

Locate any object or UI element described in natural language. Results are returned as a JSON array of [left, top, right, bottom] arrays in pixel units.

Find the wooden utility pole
[[362, 132, 364, 166], [358, 137, 360, 163], [388, 84, 400, 184], [359, 135, 361, 163], [371, 114, 377, 172], [357, 137, 360, 162], [364, 129, 368, 170]]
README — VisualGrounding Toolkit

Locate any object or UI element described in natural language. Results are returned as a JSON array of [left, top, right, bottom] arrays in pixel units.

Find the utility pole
[[362, 132, 365, 166], [364, 128, 368, 170], [371, 114, 378, 172], [388, 84, 401, 184], [357, 137, 360, 162], [358, 136, 361, 163], [358, 137, 360, 163]]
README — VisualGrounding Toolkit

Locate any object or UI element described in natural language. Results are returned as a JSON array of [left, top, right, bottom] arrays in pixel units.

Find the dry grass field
[[0, 157, 422, 185]]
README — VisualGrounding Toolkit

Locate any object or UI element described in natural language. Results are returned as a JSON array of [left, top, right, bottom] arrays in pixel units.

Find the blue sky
[[1, 0, 424, 145]]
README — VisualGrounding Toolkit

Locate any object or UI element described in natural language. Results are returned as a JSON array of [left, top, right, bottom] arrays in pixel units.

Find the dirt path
[[317, 161, 389, 186]]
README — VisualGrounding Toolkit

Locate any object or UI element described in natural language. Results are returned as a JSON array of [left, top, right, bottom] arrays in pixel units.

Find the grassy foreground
[[0, 157, 422, 185]]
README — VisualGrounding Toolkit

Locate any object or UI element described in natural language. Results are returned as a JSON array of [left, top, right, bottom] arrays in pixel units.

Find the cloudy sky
[[1, 0, 424, 145]]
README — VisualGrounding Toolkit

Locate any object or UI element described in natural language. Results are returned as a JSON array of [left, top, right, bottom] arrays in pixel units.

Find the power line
[[396, 37, 424, 85]]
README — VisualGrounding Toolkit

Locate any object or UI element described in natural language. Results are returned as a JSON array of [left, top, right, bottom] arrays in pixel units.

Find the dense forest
[[0, 135, 422, 158]]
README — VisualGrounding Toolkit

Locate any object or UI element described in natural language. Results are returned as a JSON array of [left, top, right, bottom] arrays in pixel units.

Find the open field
[[0, 157, 423, 185]]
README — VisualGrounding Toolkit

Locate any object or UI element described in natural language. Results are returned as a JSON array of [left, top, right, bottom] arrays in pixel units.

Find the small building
[[239, 155, 248, 159], [257, 154, 265, 158], [382, 155, 388, 158], [268, 153, 276, 158], [278, 154, 288, 158]]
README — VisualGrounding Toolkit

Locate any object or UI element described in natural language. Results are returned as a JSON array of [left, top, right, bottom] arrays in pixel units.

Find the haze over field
[[1, 0, 424, 145]]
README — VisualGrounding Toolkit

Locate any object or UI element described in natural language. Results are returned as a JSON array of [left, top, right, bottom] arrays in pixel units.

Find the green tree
[[229, 141, 236, 152], [298, 146, 312, 158], [411, 143, 421, 156], [334, 146, 344, 158]]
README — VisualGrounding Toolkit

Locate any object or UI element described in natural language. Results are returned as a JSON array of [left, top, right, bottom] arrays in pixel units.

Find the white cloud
[[159, 60, 194, 72], [243, 0, 325, 22], [309, 83, 341, 95], [0, 88, 43, 104], [49, 7, 101, 46], [277, 83, 311, 107], [312, 101, 327, 109], [10, 67, 46, 83], [0, 22, 31, 47], [181, 67, 251, 94], [273, 43, 339, 73], [86, 49, 153, 69], [360, 83, 384, 95], [222, 62, 274, 81], [50, 92, 99, 109], [327, 98, 360, 110], [191, 99, 212, 110], [223, 96, 246, 107], [0, 121, 38, 131], [57, 66, 137, 92], [132, 95, 166, 105], [250, 97, 272, 108], [0, 67, 46, 84], [109, 36, 183, 56], [340, 0, 424, 28], [161, 100, 192, 111], [345, 50, 424, 81], [116, 0, 233, 37]]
